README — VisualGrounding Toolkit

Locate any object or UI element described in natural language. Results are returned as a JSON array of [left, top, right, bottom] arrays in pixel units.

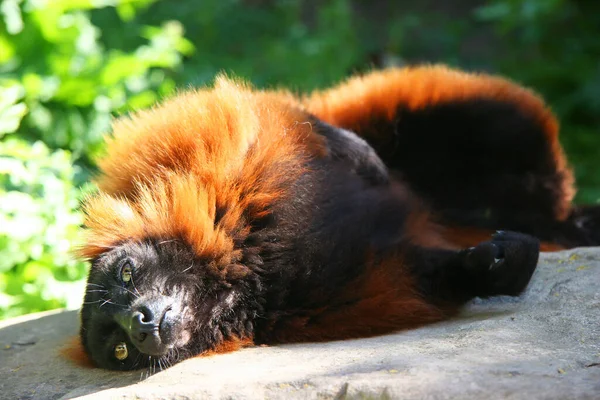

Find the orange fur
[[404, 206, 452, 250], [80, 77, 325, 265], [262, 254, 443, 343], [83, 67, 571, 261], [200, 336, 255, 357], [304, 65, 575, 221], [61, 336, 95, 368]]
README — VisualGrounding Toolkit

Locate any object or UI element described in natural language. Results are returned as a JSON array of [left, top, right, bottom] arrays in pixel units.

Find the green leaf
[[0, 0, 24, 35], [0, 83, 27, 136]]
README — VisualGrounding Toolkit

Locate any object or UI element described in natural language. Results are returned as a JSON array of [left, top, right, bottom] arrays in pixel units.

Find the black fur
[[81, 239, 261, 370], [405, 231, 540, 307], [353, 99, 581, 244], [312, 117, 389, 185]]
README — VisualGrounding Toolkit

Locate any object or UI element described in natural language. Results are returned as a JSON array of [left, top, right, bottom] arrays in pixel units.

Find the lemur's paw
[[464, 231, 540, 297]]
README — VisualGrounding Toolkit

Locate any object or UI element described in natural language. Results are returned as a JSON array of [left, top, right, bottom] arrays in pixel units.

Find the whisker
[[157, 239, 178, 246], [100, 270, 113, 284], [181, 261, 194, 274], [82, 299, 104, 305], [99, 298, 123, 308], [133, 353, 141, 369], [130, 276, 142, 297], [122, 286, 139, 299]]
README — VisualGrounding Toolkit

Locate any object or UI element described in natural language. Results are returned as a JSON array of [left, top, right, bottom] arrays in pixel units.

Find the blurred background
[[1, 0, 599, 319]]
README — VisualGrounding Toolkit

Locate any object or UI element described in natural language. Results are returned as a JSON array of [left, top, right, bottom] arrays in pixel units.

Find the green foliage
[[1, 0, 598, 319], [93, 0, 363, 91], [0, 138, 87, 318], [474, 0, 600, 203], [1, 0, 192, 161], [0, 83, 27, 136]]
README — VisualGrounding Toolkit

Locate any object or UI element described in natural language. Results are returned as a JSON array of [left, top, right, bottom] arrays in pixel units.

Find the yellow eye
[[114, 342, 128, 360], [121, 261, 132, 283]]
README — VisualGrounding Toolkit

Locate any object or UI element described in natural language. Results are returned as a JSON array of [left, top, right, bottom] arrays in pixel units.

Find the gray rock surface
[[1, 248, 599, 400]]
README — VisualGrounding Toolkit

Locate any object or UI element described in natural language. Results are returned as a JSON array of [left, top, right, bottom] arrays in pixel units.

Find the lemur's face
[[80, 239, 244, 371]]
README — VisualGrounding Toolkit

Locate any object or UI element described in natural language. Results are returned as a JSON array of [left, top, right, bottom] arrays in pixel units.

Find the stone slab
[[1, 248, 599, 399]]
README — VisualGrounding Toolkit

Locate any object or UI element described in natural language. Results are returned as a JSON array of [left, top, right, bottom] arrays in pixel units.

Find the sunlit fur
[[81, 77, 323, 262], [304, 65, 574, 221]]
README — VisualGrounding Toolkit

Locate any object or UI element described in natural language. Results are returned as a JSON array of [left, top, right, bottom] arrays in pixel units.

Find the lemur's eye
[[120, 260, 133, 283], [114, 342, 128, 360]]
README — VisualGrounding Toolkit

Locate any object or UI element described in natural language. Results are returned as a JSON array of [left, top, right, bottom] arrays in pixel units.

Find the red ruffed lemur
[[78, 65, 600, 370]]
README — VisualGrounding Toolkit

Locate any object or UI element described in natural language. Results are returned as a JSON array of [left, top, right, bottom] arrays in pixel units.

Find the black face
[[80, 239, 253, 371]]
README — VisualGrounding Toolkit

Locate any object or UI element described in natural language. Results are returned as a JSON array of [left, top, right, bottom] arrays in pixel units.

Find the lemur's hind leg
[[406, 230, 540, 308], [304, 66, 598, 247], [255, 231, 540, 345]]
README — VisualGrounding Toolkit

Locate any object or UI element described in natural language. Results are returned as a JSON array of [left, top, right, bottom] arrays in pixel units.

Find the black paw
[[462, 231, 540, 297]]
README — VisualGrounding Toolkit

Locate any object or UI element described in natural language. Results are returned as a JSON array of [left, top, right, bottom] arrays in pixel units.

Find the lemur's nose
[[130, 307, 156, 342], [116, 295, 174, 356]]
